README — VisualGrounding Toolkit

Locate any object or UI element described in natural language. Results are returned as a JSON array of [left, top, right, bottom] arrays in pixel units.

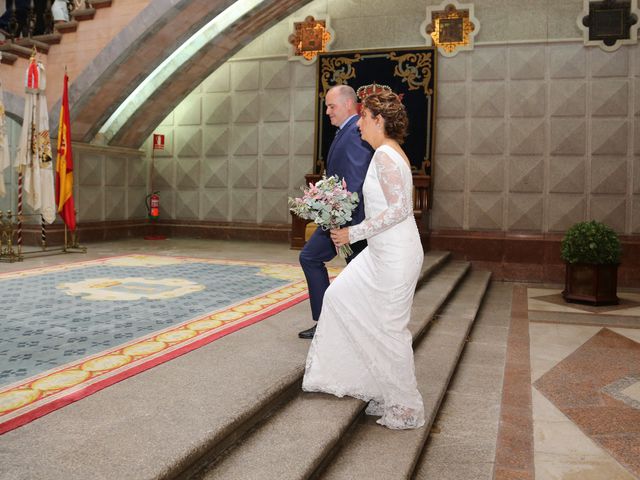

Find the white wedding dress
[[302, 144, 425, 429]]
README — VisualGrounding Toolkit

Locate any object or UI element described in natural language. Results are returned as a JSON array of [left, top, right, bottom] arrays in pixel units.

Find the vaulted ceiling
[[68, 0, 312, 148]]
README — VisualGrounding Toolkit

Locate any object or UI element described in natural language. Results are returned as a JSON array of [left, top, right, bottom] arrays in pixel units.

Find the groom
[[298, 85, 373, 339]]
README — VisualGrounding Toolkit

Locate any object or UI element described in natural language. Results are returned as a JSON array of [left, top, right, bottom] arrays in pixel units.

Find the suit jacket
[[325, 115, 373, 226]]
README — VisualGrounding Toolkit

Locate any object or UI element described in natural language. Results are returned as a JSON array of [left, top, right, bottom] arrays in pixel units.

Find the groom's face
[[325, 89, 350, 128]]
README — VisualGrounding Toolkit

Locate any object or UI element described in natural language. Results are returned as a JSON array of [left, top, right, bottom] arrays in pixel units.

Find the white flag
[[16, 59, 56, 223]]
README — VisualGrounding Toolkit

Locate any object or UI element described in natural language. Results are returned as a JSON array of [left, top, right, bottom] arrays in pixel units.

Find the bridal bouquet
[[288, 174, 359, 258]]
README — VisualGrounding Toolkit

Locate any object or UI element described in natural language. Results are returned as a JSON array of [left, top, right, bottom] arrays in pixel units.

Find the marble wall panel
[[469, 156, 505, 192], [590, 195, 627, 233], [128, 186, 148, 219], [591, 79, 629, 117], [261, 123, 290, 156], [509, 157, 544, 193], [471, 47, 507, 81], [509, 119, 545, 155], [175, 94, 202, 126], [262, 156, 290, 189], [549, 44, 585, 79], [547, 194, 586, 232], [261, 60, 290, 90], [438, 83, 466, 118], [468, 193, 504, 230], [261, 90, 290, 122], [231, 61, 260, 91], [591, 48, 629, 77], [433, 155, 465, 192], [203, 63, 230, 93], [175, 190, 200, 219], [470, 119, 505, 155], [201, 188, 229, 221], [128, 159, 147, 187], [202, 157, 228, 188], [175, 127, 202, 158], [439, 51, 467, 82], [431, 192, 464, 230], [591, 156, 628, 194], [261, 190, 289, 223], [105, 157, 127, 187], [79, 153, 103, 186], [231, 190, 257, 221], [78, 186, 104, 221], [549, 156, 586, 193], [176, 158, 200, 189], [471, 82, 505, 117], [550, 80, 586, 117], [509, 81, 546, 117], [508, 194, 543, 231], [203, 94, 231, 125], [230, 156, 258, 189], [203, 126, 230, 156], [633, 196, 640, 233], [436, 119, 467, 155], [105, 187, 126, 221], [509, 45, 545, 80]]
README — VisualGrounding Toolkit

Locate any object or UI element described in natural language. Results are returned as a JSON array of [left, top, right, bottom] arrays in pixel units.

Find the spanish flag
[[55, 72, 76, 231]]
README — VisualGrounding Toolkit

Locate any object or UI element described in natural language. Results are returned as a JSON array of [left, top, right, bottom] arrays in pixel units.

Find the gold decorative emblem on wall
[[577, 0, 640, 52], [288, 15, 334, 65], [420, 1, 479, 57]]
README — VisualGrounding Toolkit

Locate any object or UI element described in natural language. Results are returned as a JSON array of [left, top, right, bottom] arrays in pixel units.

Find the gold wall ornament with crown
[[420, 1, 480, 57], [288, 15, 335, 65]]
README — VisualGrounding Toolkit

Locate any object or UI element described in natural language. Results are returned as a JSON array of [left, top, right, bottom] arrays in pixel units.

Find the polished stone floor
[[1, 238, 639, 479]]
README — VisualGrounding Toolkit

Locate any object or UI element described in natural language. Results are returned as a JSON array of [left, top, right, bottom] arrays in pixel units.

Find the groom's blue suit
[[299, 115, 373, 321]]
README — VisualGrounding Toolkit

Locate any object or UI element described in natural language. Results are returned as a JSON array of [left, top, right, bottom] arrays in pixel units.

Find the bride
[[302, 90, 425, 429]]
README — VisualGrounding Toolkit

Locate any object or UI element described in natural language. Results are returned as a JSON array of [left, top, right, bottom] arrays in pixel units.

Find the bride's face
[[357, 107, 380, 145]]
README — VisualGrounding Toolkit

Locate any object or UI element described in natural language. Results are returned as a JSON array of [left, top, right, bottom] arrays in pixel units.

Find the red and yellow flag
[[55, 73, 76, 231]]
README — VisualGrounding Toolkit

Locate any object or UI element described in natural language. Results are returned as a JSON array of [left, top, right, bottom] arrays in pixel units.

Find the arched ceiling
[[69, 0, 312, 149]]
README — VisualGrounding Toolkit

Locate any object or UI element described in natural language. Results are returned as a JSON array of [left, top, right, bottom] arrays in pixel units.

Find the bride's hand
[[330, 227, 350, 247]]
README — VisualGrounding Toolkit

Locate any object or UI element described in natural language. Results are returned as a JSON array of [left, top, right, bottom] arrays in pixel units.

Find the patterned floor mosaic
[[534, 328, 640, 477], [0, 254, 326, 434]]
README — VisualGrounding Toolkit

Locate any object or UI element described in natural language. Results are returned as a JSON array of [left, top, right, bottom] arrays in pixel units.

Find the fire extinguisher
[[146, 191, 160, 220]]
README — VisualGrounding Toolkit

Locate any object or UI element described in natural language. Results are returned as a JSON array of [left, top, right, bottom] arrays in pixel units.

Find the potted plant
[[560, 220, 622, 305]]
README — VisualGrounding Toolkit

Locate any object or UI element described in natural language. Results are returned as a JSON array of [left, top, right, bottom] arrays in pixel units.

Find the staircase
[[0, 0, 112, 65], [0, 251, 499, 480], [190, 254, 491, 480]]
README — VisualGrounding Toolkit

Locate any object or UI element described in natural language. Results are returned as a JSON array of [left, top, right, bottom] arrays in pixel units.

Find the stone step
[[0, 251, 453, 480], [0, 41, 32, 59], [194, 260, 473, 480], [0, 50, 18, 65], [15, 37, 50, 54], [319, 269, 492, 479], [413, 282, 511, 480], [91, 0, 113, 8], [54, 20, 78, 33], [71, 8, 97, 21]]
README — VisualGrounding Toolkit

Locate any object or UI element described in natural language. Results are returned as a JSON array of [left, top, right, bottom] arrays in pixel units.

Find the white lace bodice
[[348, 145, 414, 244]]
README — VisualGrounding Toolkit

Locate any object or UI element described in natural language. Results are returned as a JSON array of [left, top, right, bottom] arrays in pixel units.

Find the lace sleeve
[[348, 149, 412, 243]]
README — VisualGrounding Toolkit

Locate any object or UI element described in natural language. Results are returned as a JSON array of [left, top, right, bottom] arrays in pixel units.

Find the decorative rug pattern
[[534, 328, 640, 477], [0, 254, 328, 434]]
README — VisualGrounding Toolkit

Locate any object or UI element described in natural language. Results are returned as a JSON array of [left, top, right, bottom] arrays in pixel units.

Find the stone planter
[[562, 263, 619, 306]]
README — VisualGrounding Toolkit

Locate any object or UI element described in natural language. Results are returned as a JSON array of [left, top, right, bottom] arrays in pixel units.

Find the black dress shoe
[[298, 324, 316, 339]]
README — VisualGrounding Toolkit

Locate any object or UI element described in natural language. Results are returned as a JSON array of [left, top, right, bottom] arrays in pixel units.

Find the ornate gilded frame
[[421, 1, 480, 57]]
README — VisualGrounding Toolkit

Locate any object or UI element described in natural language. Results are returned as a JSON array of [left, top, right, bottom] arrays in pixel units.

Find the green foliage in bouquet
[[560, 220, 622, 265]]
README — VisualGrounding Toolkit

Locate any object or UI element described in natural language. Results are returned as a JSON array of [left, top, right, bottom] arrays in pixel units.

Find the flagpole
[[17, 171, 22, 255]]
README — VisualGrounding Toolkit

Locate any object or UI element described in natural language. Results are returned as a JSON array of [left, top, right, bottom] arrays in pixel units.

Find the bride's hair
[[362, 91, 408, 144]]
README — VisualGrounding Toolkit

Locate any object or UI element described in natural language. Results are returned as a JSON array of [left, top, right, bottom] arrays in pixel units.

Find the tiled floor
[[2, 240, 640, 479], [527, 288, 640, 480]]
